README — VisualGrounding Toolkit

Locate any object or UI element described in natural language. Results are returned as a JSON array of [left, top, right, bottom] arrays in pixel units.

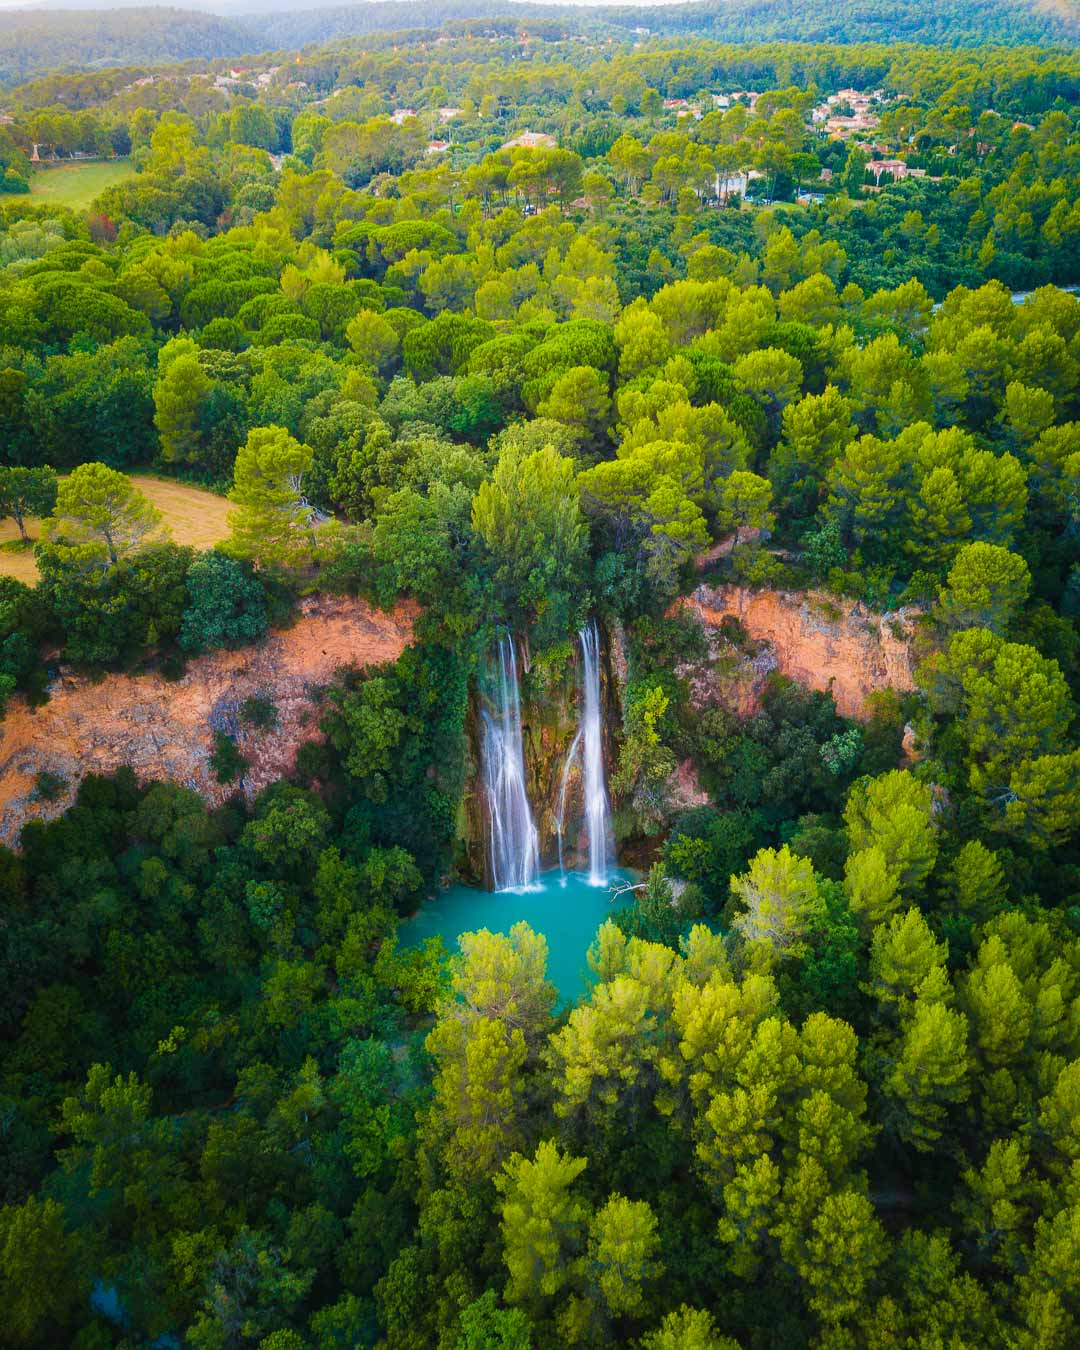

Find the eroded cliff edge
[[675, 584, 919, 721], [0, 584, 919, 852], [0, 595, 416, 844]]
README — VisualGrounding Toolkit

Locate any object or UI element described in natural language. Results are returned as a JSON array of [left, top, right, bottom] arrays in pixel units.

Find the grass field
[[0, 474, 232, 585], [27, 158, 134, 210]]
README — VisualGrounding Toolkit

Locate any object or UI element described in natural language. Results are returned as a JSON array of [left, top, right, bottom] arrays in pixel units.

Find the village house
[[714, 168, 765, 200], [866, 159, 927, 184], [867, 158, 908, 183], [426, 140, 450, 155], [502, 130, 557, 150], [390, 109, 418, 125], [825, 111, 880, 139]]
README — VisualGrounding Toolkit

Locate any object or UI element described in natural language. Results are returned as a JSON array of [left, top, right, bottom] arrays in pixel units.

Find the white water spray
[[480, 632, 540, 891], [579, 620, 614, 886]]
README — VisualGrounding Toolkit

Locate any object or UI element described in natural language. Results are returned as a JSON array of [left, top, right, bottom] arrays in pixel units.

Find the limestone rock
[[0, 595, 416, 845]]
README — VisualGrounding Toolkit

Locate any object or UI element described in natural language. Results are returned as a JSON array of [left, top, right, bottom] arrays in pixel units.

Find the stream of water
[[479, 631, 540, 891], [578, 619, 614, 886]]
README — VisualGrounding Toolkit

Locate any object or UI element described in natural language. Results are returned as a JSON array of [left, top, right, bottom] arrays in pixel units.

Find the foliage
[[3, 18, 1080, 1350]]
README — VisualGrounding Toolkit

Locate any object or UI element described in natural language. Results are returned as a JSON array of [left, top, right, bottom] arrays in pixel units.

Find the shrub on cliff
[[180, 552, 268, 654], [39, 540, 193, 669]]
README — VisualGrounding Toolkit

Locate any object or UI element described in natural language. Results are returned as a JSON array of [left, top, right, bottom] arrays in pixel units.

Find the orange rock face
[[675, 584, 918, 721], [0, 595, 416, 845]]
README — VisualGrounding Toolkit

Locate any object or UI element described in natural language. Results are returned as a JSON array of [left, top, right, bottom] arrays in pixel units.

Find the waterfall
[[480, 632, 540, 892], [578, 620, 614, 886]]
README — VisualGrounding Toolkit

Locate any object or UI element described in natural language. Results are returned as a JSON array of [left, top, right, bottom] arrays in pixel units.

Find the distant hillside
[[248, 0, 1080, 50], [0, 0, 1075, 88], [629, 0, 1080, 46], [0, 7, 260, 85]]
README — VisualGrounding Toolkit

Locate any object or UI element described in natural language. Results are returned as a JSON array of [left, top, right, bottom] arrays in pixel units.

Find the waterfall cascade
[[578, 620, 614, 886], [555, 621, 614, 886], [480, 632, 540, 891]]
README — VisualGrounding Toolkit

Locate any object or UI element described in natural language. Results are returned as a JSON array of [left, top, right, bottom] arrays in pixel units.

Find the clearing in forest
[[0, 474, 232, 584], [25, 157, 134, 209]]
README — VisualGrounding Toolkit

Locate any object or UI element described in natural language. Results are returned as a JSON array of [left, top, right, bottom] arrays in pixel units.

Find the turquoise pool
[[404, 867, 637, 1004]]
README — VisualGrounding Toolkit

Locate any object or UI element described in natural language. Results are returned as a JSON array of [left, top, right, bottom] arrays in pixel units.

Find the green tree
[[948, 839, 1007, 916], [795, 1189, 887, 1324], [844, 771, 938, 896], [41, 462, 164, 573], [346, 308, 400, 372], [179, 551, 268, 653], [733, 348, 803, 435], [587, 1195, 662, 1316], [230, 103, 276, 150], [919, 629, 1073, 800], [153, 339, 213, 465], [642, 1307, 739, 1349], [938, 543, 1031, 634], [770, 386, 855, 515], [716, 470, 775, 546], [472, 443, 587, 634], [867, 907, 950, 1020], [615, 301, 672, 379], [1003, 749, 1080, 849], [426, 924, 555, 1179], [885, 995, 971, 1152], [843, 145, 869, 197], [495, 1140, 589, 1305], [1000, 380, 1056, 451], [536, 366, 611, 441], [0, 465, 57, 541], [0, 1196, 81, 1345], [611, 684, 678, 834], [456, 1290, 532, 1350], [730, 844, 824, 961], [844, 845, 900, 932], [227, 425, 319, 570]]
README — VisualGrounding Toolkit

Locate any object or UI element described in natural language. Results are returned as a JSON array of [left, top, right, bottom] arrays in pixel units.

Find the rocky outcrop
[[676, 584, 918, 721], [0, 596, 416, 845]]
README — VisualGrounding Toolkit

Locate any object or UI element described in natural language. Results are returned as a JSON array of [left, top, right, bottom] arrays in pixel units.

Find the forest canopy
[[1, 12, 1080, 1350]]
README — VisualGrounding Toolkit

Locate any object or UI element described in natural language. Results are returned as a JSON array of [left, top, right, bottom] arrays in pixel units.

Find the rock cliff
[[0, 595, 416, 845], [676, 584, 919, 721]]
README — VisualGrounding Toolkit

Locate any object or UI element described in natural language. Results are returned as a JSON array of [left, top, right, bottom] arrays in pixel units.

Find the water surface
[[404, 867, 637, 1004]]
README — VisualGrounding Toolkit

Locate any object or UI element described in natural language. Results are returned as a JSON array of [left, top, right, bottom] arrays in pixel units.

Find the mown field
[[0, 474, 231, 584], [26, 157, 133, 209]]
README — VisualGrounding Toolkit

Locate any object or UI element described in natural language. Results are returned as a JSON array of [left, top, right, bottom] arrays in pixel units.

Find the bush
[[180, 552, 268, 654], [40, 541, 193, 670], [241, 695, 278, 729], [33, 770, 67, 802], [210, 731, 247, 784]]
